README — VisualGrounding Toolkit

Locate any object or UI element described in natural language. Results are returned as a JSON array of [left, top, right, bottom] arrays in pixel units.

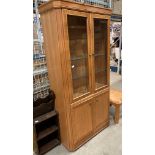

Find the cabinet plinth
[[39, 0, 112, 151]]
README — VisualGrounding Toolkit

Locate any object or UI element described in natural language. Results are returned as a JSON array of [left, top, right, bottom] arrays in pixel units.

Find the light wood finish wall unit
[[39, 0, 112, 151]]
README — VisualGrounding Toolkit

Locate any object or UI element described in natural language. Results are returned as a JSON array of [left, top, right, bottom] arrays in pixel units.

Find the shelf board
[[69, 26, 86, 29], [70, 53, 105, 60], [34, 111, 57, 125], [33, 62, 47, 67], [33, 68, 48, 76], [39, 139, 60, 155], [33, 84, 50, 94], [37, 125, 58, 141], [33, 54, 46, 60], [70, 38, 87, 41], [72, 75, 88, 80], [95, 69, 107, 74], [33, 39, 43, 43], [71, 56, 87, 61], [94, 53, 105, 57]]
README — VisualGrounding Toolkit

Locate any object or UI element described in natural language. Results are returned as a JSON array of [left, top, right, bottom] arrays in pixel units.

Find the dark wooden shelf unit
[[37, 125, 58, 141], [39, 139, 60, 155], [34, 111, 57, 125], [34, 111, 60, 155]]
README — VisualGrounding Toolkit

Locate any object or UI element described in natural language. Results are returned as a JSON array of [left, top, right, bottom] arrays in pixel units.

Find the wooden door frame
[[62, 9, 93, 103], [90, 14, 110, 93]]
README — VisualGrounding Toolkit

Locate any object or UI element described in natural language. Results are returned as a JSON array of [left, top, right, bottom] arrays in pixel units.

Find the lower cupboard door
[[71, 100, 93, 145], [93, 91, 109, 132]]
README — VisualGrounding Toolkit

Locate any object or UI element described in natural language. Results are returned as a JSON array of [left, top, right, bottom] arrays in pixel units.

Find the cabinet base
[[62, 120, 109, 152]]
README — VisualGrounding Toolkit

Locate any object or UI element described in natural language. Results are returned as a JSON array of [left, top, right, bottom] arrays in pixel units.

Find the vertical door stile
[[89, 13, 95, 131], [87, 13, 92, 94], [90, 13, 95, 93], [107, 18, 110, 86], [63, 9, 74, 104]]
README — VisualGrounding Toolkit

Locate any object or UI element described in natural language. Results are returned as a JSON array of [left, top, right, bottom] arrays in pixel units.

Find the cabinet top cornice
[[39, 0, 112, 15]]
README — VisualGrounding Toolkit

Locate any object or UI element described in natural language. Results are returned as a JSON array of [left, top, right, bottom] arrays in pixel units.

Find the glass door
[[93, 17, 109, 90], [67, 13, 91, 99]]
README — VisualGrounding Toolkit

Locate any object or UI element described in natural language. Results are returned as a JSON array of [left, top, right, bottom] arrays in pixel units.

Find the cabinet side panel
[[40, 10, 70, 148], [107, 19, 110, 86], [54, 9, 74, 149]]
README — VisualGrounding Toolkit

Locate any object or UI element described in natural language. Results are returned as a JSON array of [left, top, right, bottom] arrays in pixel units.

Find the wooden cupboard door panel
[[93, 91, 109, 131], [71, 100, 93, 145]]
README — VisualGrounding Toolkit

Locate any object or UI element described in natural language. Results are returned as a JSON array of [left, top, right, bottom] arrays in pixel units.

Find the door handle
[[89, 53, 95, 56]]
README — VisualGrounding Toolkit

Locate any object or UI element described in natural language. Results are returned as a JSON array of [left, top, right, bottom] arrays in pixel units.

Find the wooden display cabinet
[[39, 0, 112, 151]]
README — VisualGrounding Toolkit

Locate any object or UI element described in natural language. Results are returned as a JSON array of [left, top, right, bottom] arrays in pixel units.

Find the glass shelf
[[70, 38, 87, 41], [69, 25, 86, 29], [72, 75, 88, 80], [95, 69, 107, 74], [94, 53, 105, 57], [71, 55, 87, 61]]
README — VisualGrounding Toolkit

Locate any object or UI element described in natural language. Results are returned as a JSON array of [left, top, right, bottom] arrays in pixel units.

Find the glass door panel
[[94, 18, 108, 89], [67, 15, 89, 99]]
